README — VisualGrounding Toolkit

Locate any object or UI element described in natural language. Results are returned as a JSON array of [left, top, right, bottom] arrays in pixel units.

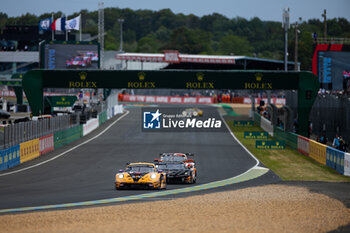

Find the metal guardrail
[[0, 114, 79, 150], [0, 93, 111, 150]]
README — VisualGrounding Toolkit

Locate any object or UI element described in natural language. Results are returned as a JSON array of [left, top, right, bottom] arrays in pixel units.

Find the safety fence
[[253, 112, 349, 176], [0, 100, 124, 172], [2, 115, 73, 150]]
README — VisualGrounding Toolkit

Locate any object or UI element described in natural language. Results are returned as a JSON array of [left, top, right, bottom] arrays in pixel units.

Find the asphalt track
[[0, 105, 279, 212]]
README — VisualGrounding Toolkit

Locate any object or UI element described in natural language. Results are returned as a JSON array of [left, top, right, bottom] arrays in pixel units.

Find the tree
[[218, 34, 253, 55], [164, 27, 213, 54], [136, 35, 159, 53]]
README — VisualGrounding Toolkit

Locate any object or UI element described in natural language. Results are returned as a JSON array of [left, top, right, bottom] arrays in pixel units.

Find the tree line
[[1, 8, 349, 70]]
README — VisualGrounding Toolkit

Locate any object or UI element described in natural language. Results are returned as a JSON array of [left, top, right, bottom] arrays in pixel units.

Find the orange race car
[[115, 162, 167, 190]]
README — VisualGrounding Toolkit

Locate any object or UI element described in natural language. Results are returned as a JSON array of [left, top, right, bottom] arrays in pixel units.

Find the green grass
[[226, 120, 350, 182]]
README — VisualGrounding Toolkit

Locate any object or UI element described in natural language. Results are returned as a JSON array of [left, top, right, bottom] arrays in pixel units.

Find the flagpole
[[79, 14, 82, 41], [51, 14, 54, 41]]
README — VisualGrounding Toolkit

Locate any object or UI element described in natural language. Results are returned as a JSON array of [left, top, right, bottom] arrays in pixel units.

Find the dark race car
[[156, 162, 196, 184], [154, 153, 196, 168]]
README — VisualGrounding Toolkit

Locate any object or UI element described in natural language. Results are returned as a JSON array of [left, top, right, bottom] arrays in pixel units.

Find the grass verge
[[226, 120, 350, 182]]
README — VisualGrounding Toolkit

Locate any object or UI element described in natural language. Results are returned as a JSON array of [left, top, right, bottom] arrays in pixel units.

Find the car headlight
[[150, 174, 157, 179], [184, 172, 188, 175], [118, 174, 124, 179]]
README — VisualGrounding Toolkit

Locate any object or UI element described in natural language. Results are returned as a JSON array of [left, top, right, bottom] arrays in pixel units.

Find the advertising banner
[[0, 145, 20, 171], [256, 140, 285, 149], [326, 147, 344, 175], [39, 134, 54, 155], [122, 95, 213, 104], [244, 131, 269, 139], [20, 139, 40, 163], [297, 135, 310, 156], [309, 140, 327, 165], [234, 121, 254, 126], [344, 153, 350, 176], [83, 118, 99, 136]]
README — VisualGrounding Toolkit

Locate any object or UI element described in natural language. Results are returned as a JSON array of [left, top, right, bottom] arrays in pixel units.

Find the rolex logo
[[255, 73, 263, 81], [196, 72, 204, 81], [138, 72, 145, 81], [62, 97, 65, 101], [79, 72, 87, 81]]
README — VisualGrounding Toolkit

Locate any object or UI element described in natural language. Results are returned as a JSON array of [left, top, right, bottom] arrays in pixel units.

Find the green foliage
[[0, 8, 349, 70], [164, 27, 213, 54], [218, 34, 253, 55]]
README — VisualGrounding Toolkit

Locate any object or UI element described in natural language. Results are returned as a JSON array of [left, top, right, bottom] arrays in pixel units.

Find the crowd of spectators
[[316, 132, 348, 152]]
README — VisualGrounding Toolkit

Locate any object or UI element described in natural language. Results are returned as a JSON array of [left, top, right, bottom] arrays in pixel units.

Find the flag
[[51, 17, 66, 31], [38, 18, 52, 31], [66, 15, 81, 31]]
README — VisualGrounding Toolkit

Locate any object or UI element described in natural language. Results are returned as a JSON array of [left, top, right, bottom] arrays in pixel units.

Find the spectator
[[332, 134, 340, 149], [319, 132, 328, 145], [339, 137, 347, 152]]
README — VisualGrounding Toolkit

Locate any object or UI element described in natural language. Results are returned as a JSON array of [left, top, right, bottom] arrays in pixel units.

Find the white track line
[[219, 113, 260, 168], [0, 110, 130, 177]]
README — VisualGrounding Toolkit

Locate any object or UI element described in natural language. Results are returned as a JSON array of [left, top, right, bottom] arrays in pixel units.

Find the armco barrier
[[253, 112, 261, 127], [326, 147, 345, 175], [54, 125, 83, 149], [345, 153, 350, 176], [309, 140, 327, 165], [39, 134, 54, 155], [297, 135, 310, 156], [83, 118, 99, 136], [20, 139, 40, 163], [98, 111, 107, 125], [260, 117, 274, 136], [0, 145, 20, 171], [273, 126, 298, 149]]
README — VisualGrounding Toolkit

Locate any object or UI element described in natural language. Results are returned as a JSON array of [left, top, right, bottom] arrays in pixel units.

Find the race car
[[115, 162, 167, 190], [84, 51, 99, 62], [66, 56, 91, 68], [154, 153, 196, 168], [182, 108, 203, 117], [156, 162, 196, 184]]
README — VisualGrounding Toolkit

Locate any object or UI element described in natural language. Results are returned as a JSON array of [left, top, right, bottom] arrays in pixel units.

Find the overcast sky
[[3, 0, 350, 22]]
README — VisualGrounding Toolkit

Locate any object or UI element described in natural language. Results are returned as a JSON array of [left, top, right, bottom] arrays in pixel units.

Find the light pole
[[282, 8, 290, 72], [118, 19, 124, 52]]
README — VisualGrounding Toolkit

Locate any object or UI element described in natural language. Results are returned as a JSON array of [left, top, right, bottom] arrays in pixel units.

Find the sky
[[2, 0, 350, 22]]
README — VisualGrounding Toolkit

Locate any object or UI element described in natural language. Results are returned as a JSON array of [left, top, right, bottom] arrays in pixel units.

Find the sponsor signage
[[234, 121, 254, 126], [127, 72, 156, 89], [244, 131, 269, 139], [256, 140, 285, 149], [46, 95, 77, 107], [41, 70, 299, 90], [186, 72, 214, 89], [142, 107, 225, 132]]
